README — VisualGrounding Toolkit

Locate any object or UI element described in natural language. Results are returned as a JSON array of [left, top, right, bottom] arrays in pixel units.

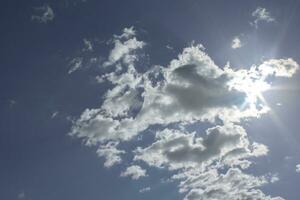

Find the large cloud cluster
[[69, 27, 298, 200]]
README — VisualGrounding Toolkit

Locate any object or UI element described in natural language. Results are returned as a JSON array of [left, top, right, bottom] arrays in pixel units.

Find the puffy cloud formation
[[251, 7, 275, 27], [174, 168, 284, 200], [258, 58, 299, 78], [103, 26, 145, 67], [134, 124, 268, 170], [120, 165, 147, 180], [296, 164, 300, 173], [69, 27, 299, 200], [231, 36, 243, 49], [32, 5, 54, 23], [96, 141, 125, 168]]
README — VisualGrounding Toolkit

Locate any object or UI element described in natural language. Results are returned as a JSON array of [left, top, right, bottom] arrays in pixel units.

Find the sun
[[228, 70, 270, 104]]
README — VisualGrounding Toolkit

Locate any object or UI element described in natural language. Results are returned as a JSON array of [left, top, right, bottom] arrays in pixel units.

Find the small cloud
[[139, 186, 151, 193], [268, 173, 279, 183], [32, 5, 54, 23], [231, 36, 243, 49], [51, 111, 59, 119], [95, 75, 105, 83], [276, 102, 282, 106], [120, 165, 147, 180], [68, 57, 83, 74], [251, 7, 275, 28], [9, 99, 17, 108], [296, 164, 300, 173], [103, 26, 145, 67], [18, 191, 25, 199], [166, 44, 174, 51], [284, 156, 292, 160], [83, 38, 93, 52], [116, 26, 136, 39]]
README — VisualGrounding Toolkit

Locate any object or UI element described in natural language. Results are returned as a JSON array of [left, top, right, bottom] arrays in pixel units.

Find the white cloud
[[68, 57, 83, 74], [83, 38, 93, 52], [134, 124, 267, 170], [115, 26, 136, 39], [120, 165, 147, 180], [166, 44, 174, 50], [103, 27, 145, 67], [96, 141, 125, 168], [32, 5, 54, 23], [231, 36, 243, 49], [258, 58, 299, 78], [251, 7, 275, 28], [51, 111, 59, 119], [270, 174, 280, 183], [139, 186, 151, 193], [69, 27, 299, 200], [296, 164, 300, 173], [174, 168, 283, 200], [70, 44, 299, 144]]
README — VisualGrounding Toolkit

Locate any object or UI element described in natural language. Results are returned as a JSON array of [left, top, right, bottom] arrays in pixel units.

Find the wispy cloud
[[251, 7, 275, 28], [68, 57, 83, 74], [32, 5, 54, 23], [139, 186, 151, 193], [17, 191, 25, 199], [51, 111, 59, 119], [83, 38, 93, 52]]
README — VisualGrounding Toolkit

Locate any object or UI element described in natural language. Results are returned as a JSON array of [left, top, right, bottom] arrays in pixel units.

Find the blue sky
[[1, 1, 300, 200]]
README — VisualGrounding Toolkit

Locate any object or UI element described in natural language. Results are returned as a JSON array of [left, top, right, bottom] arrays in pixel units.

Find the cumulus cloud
[[258, 58, 299, 78], [103, 26, 145, 67], [134, 125, 268, 170], [174, 168, 283, 200], [120, 165, 147, 180], [69, 27, 298, 200], [251, 7, 275, 28], [96, 141, 125, 168], [32, 5, 54, 23], [70, 43, 298, 144], [296, 164, 300, 173], [231, 36, 243, 49]]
